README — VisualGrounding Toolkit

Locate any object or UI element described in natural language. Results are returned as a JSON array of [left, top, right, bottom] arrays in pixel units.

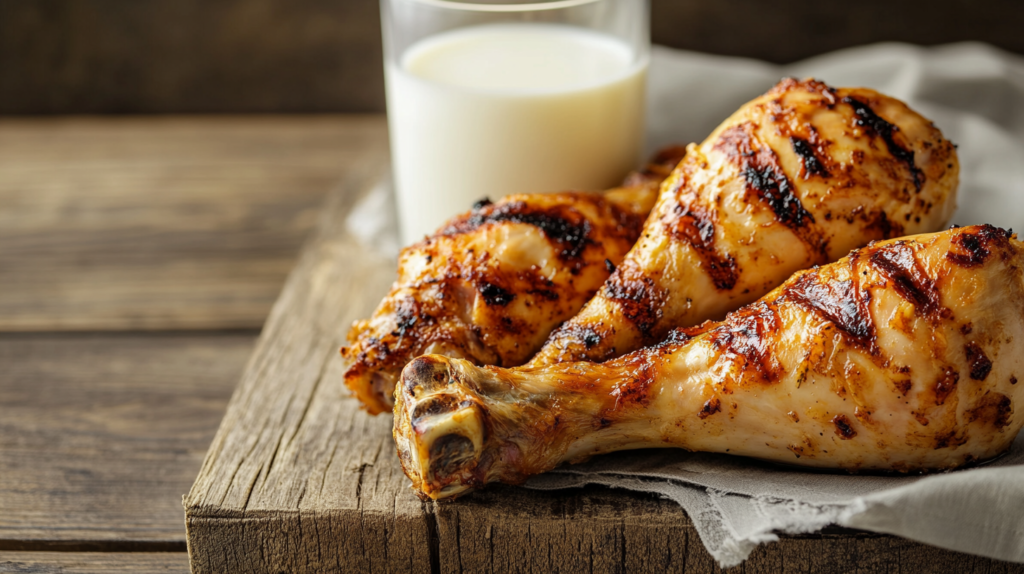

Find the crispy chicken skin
[[396, 226, 1024, 500], [342, 148, 686, 414], [528, 78, 959, 368]]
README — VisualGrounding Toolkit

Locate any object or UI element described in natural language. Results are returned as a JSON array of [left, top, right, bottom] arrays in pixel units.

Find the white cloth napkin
[[646, 42, 1024, 233], [348, 42, 1024, 567], [532, 42, 1024, 568], [526, 436, 1024, 567]]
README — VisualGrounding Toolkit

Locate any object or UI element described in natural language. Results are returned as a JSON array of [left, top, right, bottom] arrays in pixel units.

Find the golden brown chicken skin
[[396, 225, 1024, 500], [342, 149, 686, 414], [528, 78, 959, 368]]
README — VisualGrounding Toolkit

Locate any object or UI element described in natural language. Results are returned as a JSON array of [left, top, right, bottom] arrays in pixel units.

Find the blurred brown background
[[3, 0, 1023, 115]]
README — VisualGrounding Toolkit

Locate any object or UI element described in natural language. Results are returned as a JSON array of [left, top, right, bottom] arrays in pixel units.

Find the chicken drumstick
[[396, 225, 1024, 500], [342, 148, 686, 414], [528, 78, 959, 367]]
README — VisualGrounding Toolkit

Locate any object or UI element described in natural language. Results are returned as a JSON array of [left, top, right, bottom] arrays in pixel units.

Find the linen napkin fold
[[349, 41, 1024, 567], [526, 435, 1023, 567], [532, 42, 1024, 568]]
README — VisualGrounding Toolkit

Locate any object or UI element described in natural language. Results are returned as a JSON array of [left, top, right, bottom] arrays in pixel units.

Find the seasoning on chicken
[[341, 148, 686, 414], [396, 226, 1024, 500], [527, 78, 959, 368]]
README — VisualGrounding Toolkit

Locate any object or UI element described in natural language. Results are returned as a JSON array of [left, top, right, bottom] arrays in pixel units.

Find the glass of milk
[[382, 0, 650, 245]]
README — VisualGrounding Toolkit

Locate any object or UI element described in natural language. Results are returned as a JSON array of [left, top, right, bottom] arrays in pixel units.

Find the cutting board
[[183, 155, 1019, 573]]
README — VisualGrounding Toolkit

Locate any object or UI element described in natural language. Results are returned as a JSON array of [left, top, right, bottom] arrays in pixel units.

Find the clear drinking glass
[[381, 0, 650, 245]]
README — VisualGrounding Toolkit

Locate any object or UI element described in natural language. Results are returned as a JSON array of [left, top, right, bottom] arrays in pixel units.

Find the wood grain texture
[[434, 485, 697, 574], [434, 487, 1024, 574], [184, 160, 1023, 572], [0, 551, 189, 574], [0, 0, 385, 114], [0, 115, 387, 332], [184, 151, 436, 574], [2, 0, 1022, 114], [0, 333, 253, 546]]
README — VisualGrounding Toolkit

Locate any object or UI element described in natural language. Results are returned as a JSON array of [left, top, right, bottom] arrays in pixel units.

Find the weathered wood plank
[[3, 0, 1024, 114], [184, 148, 1023, 573], [0, 115, 386, 332], [0, 551, 189, 573], [741, 535, 1024, 574], [0, 333, 253, 546], [434, 488, 1024, 574], [433, 485, 695, 574], [184, 150, 436, 573]]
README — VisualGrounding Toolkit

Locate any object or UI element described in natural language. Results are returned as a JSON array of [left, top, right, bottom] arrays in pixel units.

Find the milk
[[386, 23, 647, 245]]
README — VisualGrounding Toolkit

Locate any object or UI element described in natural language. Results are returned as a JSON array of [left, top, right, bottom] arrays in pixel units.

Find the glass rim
[[402, 0, 602, 13]]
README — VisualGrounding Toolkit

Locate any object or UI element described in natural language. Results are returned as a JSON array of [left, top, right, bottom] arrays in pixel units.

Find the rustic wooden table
[[2, 117, 1019, 574], [0, 115, 384, 573]]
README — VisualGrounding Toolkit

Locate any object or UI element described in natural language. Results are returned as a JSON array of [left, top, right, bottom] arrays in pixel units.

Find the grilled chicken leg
[[528, 78, 959, 367], [342, 148, 686, 414], [396, 225, 1024, 500]]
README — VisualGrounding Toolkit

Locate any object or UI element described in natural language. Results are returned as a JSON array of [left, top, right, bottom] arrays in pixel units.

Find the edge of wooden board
[[183, 151, 1024, 574]]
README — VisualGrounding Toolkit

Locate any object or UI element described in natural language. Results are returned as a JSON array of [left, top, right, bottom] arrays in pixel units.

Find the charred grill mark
[[865, 208, 902, 240], [836, 205, 903, 240], [564, 324, 604, 350], [768, 81, 837, 180], [964, 342, 993, 381], [653, 323, 713, 352], [948, 231, 989, 267], [610, 205, 650, 246], [935, 367, 959, 405], [967, 393, 1013, 429], [604, 259, 616, 273], [842, 96, 924, 191], [477, 282, 515, 306], [934, 431, 967, 450], [995, 395, 1013, 428], [441, 200, 593, 260], [526, 287, 559, 301], [604, 261, 665, 338], [832, 414, 857, 439], [699, 397, 722, 419], [392, 299, 420, 336], [708, 302, 782, 385], [720, 125, 811, 226], [743, 162, 813, 228], [545, 323, 612, 358], [869, 242, 948, 321], [348, 297, 443, 379], [790, 136, 830, 178], [715, 124, 825, 260], [667, 202, 739, 290], [894, 379, 912, 396], [946, 224, 1013, 268], [785, 271, 877, 352]]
